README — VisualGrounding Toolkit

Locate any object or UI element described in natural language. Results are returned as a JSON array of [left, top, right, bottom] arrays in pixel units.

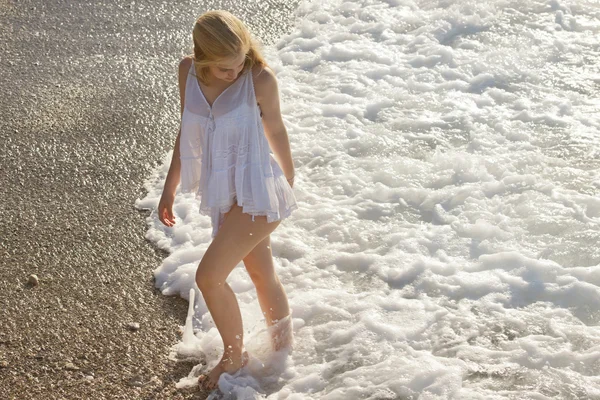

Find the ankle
[[220, 351, 245, 370], [223, 344, 243, 358], [265, 310, 291, 326]]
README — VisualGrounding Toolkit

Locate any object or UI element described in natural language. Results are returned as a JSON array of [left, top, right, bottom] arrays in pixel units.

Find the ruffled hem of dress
[[203, 171, 298, 238]]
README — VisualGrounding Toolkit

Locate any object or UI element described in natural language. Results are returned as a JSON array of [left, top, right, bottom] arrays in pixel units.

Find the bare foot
[[198, 350, 249, 391]]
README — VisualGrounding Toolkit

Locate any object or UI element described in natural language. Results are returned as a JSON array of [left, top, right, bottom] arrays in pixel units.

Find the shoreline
[[0, 1, 300, 398]]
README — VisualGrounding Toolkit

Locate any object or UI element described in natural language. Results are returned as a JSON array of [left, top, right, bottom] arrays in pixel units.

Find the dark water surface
[[0, 1, 300, 398]]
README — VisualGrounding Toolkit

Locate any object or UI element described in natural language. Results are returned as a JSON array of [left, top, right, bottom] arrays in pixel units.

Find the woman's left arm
[[254, 66, 295, 187]]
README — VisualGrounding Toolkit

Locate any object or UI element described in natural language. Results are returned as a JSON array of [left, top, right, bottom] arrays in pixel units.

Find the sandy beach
[[0, 1, 299, 398]]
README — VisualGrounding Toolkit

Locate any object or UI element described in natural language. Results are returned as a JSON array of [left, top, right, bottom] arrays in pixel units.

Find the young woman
[[157, 10, 298, 391]]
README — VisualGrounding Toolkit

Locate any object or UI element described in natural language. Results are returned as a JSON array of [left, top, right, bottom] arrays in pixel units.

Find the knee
[[195, 263, 223, 293]]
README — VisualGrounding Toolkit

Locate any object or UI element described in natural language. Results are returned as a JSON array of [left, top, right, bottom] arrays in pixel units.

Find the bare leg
[[196, 204, 281, 390], [243, 235, 293, 350]]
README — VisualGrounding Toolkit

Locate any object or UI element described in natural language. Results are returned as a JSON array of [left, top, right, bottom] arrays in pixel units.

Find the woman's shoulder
[[251, 64, 278, 99], [179, 55, 194, 75], [251, 64, 276, 84]]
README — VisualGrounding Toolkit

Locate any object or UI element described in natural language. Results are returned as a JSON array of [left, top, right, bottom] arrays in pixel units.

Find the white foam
[[136, 0, 600, 397]]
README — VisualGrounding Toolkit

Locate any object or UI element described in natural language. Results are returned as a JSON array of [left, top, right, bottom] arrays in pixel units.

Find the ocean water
[[136, 0, 600, 398]]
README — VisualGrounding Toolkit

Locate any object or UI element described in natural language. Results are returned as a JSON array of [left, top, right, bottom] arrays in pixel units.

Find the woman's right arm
[[158, 57, 193, 227]]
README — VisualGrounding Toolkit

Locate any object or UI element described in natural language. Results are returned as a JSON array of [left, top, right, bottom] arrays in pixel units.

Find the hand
[[286, 176, 294, 188], [158, 193, 176, 227]]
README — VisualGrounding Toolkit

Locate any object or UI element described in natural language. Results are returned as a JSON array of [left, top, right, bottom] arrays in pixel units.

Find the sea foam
[[137, 0, 600, 397]]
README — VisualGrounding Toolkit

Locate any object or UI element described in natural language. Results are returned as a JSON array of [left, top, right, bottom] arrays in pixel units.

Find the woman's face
[[208, 51, 247, 83]]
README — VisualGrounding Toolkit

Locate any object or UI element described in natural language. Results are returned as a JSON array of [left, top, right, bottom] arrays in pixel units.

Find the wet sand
[[0, 0, 299, 398]]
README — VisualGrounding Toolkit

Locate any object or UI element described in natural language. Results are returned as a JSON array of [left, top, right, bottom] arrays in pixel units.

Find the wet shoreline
[[0, 1, 299, 398]]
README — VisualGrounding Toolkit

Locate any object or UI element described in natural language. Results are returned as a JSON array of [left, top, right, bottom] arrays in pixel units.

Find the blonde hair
[[192, 10, 267, 85]]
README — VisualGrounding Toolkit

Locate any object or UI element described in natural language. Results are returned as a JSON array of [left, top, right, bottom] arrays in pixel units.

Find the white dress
[[178, 60, 298, 238]]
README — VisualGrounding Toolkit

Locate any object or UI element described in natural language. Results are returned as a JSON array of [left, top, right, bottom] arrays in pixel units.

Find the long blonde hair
[[192, 10, 267, 85]]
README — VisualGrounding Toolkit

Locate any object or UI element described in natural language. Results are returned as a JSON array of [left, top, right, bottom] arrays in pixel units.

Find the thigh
[[198, 204, 281, 283]]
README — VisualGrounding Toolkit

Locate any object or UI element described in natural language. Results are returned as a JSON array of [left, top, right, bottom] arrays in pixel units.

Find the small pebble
[[64, 362, 79, 371], [128, 375, 145, 387], [0, 360, 8, 368], [149, 376, 162, 386], [127, 322, 140, 332], [28, 274, 39, 286]]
